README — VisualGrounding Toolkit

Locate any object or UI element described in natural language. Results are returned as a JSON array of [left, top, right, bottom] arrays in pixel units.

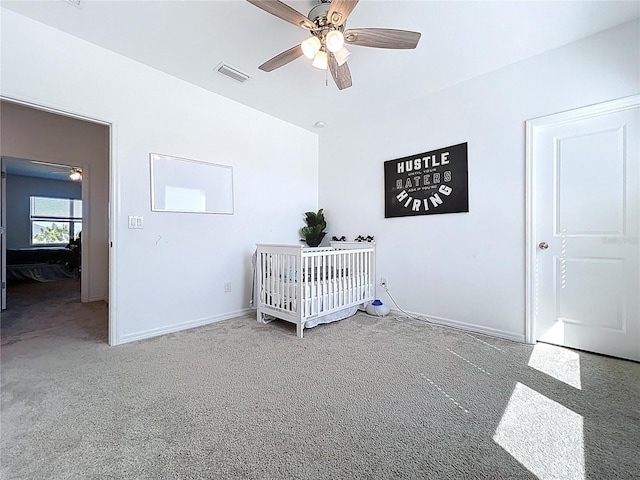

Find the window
[[30, 196, 82, 245]]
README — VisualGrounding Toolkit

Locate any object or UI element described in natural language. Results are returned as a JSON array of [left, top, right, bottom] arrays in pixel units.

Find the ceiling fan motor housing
[[308, 3, 330, 24], [307, 1, 345, 46]]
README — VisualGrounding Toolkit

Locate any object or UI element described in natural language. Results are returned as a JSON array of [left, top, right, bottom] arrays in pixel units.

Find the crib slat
[[278, 255, 286, 309], [340, 252, 345, 307], [311, 254, 316, 316], [285, 254, 290, 312], [304, 254, 309, 317], [275, 253, 280, 309], [322, 253, 328, 312], [305, 253, 316, 315], [275, 253, 280, 308], [347, 251, 352, 305], [352, 251, 357, 303], [337, 253, 342, 309], [353, 251, 358, 303], [364, 250, 370, 298], [268, 253, 272, 307], [356, 251, 361, 302], [264, 253, 269, 305], [357, 251, 363, 302], [329, 253, 334, 311]]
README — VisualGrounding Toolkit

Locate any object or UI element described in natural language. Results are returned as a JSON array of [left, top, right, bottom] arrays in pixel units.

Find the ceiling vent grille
[[216, 62, 251, 83]]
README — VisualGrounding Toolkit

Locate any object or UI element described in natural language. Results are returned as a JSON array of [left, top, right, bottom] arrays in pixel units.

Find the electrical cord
[[378, 284, 514, 345], [379, 284, 425, 321], [379, 284, 466, 333]]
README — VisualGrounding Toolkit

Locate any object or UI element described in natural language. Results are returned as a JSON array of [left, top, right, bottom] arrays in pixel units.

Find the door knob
[[539, 242, 549, 250]]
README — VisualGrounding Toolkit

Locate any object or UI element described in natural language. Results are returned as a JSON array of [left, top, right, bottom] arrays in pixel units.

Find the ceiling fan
[[247, 0, 421, 90], [29, 161, 82, 181]]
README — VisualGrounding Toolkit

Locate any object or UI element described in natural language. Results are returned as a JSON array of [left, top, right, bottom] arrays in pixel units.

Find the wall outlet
[[380, 277, 387, 287], [224, 281, 231, 293]]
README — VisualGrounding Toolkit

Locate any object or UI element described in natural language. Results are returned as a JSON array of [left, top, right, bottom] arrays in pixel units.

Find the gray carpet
[[1, 280, 639, 479]]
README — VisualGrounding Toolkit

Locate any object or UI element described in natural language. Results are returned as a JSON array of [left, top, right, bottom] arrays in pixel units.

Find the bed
[[254, 241, 375, 338], [6, 247, 80, 282]]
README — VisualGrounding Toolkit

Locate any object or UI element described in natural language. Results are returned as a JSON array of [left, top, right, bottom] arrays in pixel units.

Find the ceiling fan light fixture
[[301, 36, 321, 60], [312, 50, 328, 70], [325, 30, 344, 53], [69, 168, 82, 181], [334, 46, 351, 66]]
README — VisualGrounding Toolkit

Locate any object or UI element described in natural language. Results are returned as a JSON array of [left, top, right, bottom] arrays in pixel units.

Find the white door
[[527, 96, 640, 362]]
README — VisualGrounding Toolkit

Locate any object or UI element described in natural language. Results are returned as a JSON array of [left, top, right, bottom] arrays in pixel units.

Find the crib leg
[[297, 322, 304, 339]]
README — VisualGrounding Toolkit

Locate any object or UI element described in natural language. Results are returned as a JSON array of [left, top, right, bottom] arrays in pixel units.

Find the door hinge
[[1, 282, 5, 290], [1, 171, 6, 179]]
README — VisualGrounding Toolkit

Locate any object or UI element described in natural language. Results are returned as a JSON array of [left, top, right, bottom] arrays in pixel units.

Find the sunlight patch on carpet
[[528, 342, 581, 389], [493, 382, 584, 480]]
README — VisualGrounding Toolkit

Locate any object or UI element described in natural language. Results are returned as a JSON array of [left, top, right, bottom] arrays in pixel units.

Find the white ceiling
[[2, 0, 639, 132], [3, 157, 78, 181]]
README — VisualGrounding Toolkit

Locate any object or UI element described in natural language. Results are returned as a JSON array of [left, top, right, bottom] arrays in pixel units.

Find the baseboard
[[116, 307, 524, 345], [117, 308, 252, 345], [390, 309, 526, 343], [87, 295, 107, 303]]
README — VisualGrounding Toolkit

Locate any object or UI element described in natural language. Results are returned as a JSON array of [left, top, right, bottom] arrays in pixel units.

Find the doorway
[[526, 95, 640, 362], [0, 99, 112, 344], [2, 158, 83, 298]]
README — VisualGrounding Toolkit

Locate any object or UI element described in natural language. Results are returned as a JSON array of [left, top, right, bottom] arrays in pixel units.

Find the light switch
[[128, 216, 144, 229]]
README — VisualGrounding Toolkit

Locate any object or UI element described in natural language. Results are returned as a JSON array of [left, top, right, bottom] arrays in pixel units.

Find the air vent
[[215, 62, 251, 83]]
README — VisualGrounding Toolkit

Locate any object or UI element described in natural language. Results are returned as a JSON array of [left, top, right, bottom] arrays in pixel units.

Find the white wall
[[1, 8, 319, 344], [319, 20, 640, 341], [5, 174, 82, 249]]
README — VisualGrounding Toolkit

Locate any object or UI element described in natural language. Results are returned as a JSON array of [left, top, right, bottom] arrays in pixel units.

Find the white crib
[[255, 242, 376, 338]]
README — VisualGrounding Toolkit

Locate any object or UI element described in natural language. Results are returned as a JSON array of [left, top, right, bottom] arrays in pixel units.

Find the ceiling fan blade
[[344, 28, 421, 49], [328, 53, 352, 90], [246, 0, 314, 30], [30, 160, 70, 168], [327, 0, 359, 27], [259, 45, 303, 72]]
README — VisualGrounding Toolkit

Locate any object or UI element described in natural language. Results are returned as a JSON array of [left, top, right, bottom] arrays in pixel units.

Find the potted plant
[[300, 209, 327, 247]]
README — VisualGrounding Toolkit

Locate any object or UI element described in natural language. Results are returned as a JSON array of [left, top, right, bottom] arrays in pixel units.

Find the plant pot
[[304, 234, 325, 247]]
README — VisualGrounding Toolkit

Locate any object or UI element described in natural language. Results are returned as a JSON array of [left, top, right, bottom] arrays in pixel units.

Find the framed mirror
[[150, 153, 234, 214]]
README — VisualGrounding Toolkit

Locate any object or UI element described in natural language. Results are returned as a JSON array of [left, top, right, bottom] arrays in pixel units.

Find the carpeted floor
[[1, 279, 639, 479]]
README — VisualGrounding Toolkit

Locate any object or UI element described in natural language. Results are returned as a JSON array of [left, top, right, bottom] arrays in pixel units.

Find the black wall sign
[[384, 142, 468, 218]]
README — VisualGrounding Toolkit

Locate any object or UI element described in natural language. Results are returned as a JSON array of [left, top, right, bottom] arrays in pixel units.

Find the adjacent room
[[2, 158, 84, 336], [1, 1, 638, 478]]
